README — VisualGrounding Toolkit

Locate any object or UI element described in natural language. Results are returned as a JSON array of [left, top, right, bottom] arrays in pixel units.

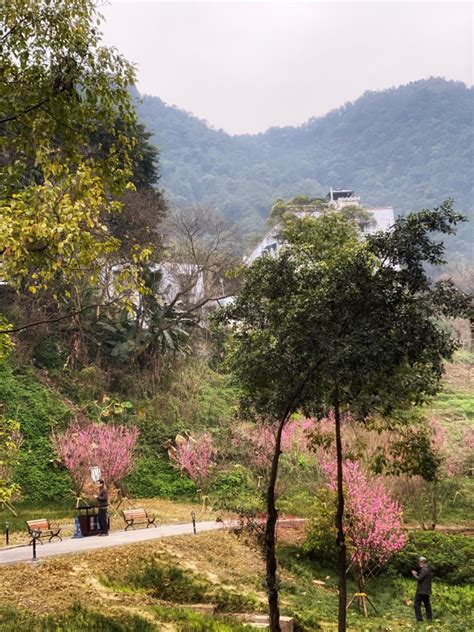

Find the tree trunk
[[430, 479, 438, 530], [334, 399, 347, 632], [265, 416, 286, 632]]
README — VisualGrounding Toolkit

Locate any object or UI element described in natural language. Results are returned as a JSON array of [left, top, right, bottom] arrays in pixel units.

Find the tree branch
[[0, 295, 130, 335]]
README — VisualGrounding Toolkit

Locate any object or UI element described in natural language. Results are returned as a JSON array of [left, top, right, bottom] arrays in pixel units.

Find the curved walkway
[[0, 520, 228, 566]]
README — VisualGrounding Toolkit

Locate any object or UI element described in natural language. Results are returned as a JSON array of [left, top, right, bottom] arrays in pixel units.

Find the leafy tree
[[0, 0, 139, 353], [216, 200, 470, 631]]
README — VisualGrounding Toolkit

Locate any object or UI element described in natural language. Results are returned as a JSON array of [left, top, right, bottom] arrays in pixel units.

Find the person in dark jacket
[[95, 479, 109, 536], [412, 556, 432, 622]]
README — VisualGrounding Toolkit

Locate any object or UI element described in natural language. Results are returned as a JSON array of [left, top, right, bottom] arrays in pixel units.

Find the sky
[[101, 1, 473, 135]]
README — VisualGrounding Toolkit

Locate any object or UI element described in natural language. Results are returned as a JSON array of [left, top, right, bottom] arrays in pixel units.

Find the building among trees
[[246, 190, 395, 263]]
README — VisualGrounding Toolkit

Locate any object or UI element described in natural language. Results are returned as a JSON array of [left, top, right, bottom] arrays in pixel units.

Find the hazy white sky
[[101, 1, 473, 134]]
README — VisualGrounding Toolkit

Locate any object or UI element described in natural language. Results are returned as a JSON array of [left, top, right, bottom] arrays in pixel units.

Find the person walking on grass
[[412, 556, 433, 622], [95, 479, 109, 536]]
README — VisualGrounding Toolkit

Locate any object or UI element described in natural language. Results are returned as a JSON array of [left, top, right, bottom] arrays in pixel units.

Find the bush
[[210, 466, 260, 512], [126, 561, 209, 602], [0, 361, 73, 501], [303, 488, 337, 564], [125, 448, 196, 498], [389, 531, 474, 584]]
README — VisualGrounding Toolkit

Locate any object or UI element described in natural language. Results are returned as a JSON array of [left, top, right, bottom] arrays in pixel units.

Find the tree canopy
[[0, 0, 138, 294], [216, 200, 471, 631]]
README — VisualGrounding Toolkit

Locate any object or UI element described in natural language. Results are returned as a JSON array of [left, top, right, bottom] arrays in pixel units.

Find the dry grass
[[0, 529, 267, 619]]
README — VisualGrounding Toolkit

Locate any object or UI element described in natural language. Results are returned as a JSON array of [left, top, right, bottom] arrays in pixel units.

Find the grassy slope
[[0, 529, 472, 631]]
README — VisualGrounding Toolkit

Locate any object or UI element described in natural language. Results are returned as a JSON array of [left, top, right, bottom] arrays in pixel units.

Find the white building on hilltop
[[246, 190, 395, 264]]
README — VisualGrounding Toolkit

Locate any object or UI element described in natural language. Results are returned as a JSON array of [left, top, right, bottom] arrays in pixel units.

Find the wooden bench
[[26, 519, 62, 544], [122, 508, 156, 530]]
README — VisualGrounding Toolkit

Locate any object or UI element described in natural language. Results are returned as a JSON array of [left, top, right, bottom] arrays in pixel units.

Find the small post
[[191, 511, 196, 535], [31, 529, 40, 562], [5, 522, 9, 546]]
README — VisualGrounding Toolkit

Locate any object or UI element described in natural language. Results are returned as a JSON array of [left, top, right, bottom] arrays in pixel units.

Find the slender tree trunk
[[265, 416, 286, 632], [334, 399, 347, 632], [430, 479, 438, 530]]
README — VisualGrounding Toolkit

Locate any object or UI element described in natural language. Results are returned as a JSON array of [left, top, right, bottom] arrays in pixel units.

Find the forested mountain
[[136, 78, 473, 256]]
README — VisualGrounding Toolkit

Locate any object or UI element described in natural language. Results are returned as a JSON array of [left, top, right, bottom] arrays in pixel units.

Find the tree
[[168, 432, 216, 494], [52, 422, 139, 496], [322, 459, 407, 606], [0, 0, 139, 354], [216, 201, 470, 631]]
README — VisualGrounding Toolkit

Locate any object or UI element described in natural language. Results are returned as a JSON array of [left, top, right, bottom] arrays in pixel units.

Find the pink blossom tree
[[322, 459, 407, 594], [52, 423, 139, 496], [168, 432, 216, 493], [231, 418, 316, 480]]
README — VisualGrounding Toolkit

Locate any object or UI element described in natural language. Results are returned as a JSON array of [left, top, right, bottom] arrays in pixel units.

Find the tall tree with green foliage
[[216, 201, 470, 631], [0, 0, 140, 354]]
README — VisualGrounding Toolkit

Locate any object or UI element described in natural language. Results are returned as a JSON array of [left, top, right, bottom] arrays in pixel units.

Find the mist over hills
[[136, 78, 473, 256]]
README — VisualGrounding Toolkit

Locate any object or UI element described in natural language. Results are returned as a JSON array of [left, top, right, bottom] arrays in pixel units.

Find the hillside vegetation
[[137, 78, 473, 256]]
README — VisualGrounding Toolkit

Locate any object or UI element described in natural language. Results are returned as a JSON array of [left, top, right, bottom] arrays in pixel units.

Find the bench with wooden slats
[[26, 518, 62, 543], [122, 508, 156, 530]]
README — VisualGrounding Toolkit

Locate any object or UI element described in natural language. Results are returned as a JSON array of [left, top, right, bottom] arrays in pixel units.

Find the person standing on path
[[412, 556, 433, 622], [95, 479, 109, 536]]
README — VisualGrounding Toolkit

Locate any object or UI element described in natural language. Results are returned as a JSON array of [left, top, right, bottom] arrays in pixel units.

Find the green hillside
[[137, 78, 473, 256]]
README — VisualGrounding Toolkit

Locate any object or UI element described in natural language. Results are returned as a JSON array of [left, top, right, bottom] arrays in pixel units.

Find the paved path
[[0, 521, 228, 566]]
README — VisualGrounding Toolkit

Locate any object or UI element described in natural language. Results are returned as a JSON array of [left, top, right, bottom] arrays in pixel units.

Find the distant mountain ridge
[[136, 78, 473, 256]]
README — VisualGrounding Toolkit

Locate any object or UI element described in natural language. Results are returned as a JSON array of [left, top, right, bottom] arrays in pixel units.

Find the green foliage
[[211, 467, 263, 515], [0, 360, 72, 501], [0, 416, 21, 503], [452, 348, 474, 365], [31, 337, 65, 371], [390, 531, 474, 585], [277, 544, 474, 631], [372, 424, 442, 481], [137, 78, 473, 258], [123, 561, 209, 602], [303, 488, 338, 564], [0, 603, 155, 632], [431, 389, 474, 421], [137, 358, 237, 448], [151, 605, 254, 631], [0, 498, 75, 534], [125, 449, 196, 498]]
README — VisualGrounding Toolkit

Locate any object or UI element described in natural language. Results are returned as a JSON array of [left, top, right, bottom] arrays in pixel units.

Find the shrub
[[125, 449, 196, 498], [390, 531, 474, 584], [303, 488, 337, 564], [0, 361, 73, 501], [126, 561, 209, 602], [211, 466, 259, 511]]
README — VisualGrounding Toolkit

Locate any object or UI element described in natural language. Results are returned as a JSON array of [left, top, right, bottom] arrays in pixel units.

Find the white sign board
[[90, 466, 101, 482]]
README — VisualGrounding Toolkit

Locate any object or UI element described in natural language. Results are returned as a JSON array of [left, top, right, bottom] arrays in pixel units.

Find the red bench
[[26, 519, 62, 543]]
